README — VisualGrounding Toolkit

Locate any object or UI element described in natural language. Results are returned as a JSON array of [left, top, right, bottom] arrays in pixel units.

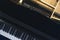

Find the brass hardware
[[50, 0, 60, 21], [10, 0, 23, 5]]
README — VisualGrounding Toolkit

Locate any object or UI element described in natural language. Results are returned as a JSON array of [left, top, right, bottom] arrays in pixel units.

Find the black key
[[33, 38, 36, 40], [33, 35, 37, 40], [0, 21, 5, 29], [13, 29, 17, 35], [27, 34, 32, 40], [25, 34, 29, 40], [20, 32, 24, 39], [10, 27, 15, 35], [1, 24, 5, 30], [22, 33, 27, 40], [8, 27, 12, 33], [15, 30, 23, 38], [31, 37, 34, 40], [3, 24, 11, 33]]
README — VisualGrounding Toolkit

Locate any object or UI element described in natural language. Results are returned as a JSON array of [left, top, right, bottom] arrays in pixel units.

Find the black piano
[[0, 0, 60, 40]]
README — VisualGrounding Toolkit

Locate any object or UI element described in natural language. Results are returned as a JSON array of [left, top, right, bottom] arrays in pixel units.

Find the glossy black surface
[[0, 0, 60, 40]]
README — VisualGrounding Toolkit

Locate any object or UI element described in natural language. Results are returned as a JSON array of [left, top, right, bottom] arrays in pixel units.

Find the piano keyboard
[[0, 0, 59, 40], [0, 20, 39, 40]]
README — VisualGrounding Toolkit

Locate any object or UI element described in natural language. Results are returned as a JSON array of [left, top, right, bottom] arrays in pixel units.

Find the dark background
[[0, 0, 60, 40], [0, 35, 10, 40]]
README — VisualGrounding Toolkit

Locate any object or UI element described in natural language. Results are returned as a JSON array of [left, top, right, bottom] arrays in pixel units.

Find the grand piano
[[0, 0, 60, 40]]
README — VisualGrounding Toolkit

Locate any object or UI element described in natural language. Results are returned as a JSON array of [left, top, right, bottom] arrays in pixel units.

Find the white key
[[0, 30, 21, 40]]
